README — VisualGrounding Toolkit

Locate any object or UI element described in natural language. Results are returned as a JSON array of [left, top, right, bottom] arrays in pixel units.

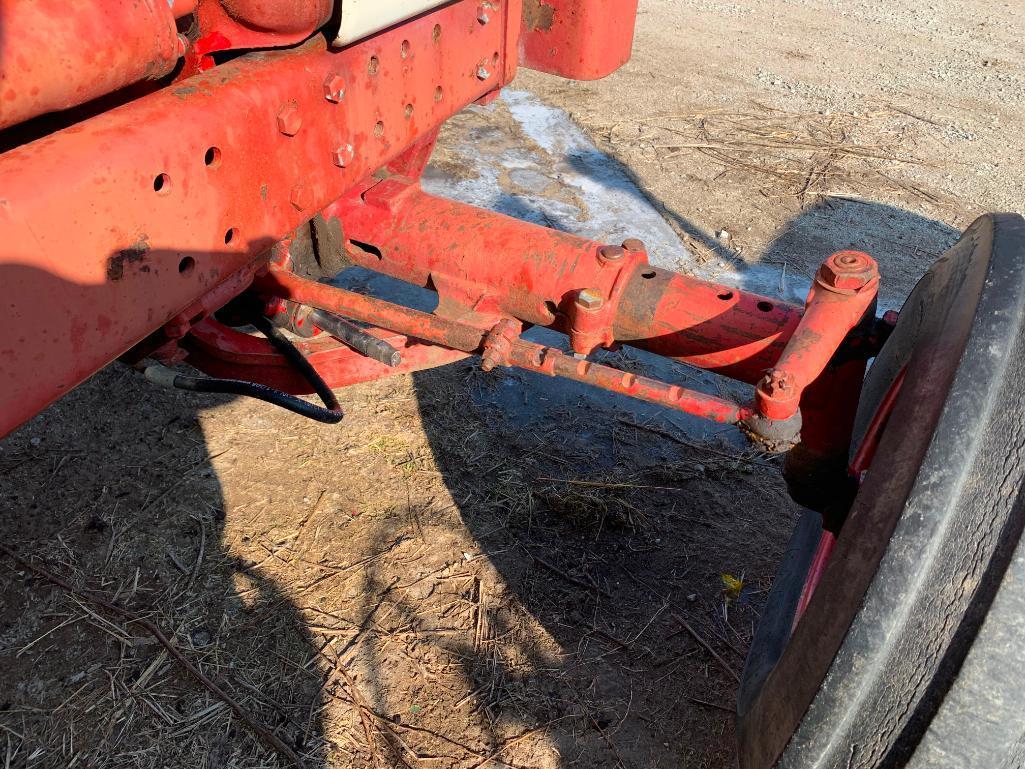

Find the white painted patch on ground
[[422, 89, 811, 306]]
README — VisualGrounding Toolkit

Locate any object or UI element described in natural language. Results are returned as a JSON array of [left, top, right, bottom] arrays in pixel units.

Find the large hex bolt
[[576, 288, 605, 311], [817, 250, 877, 292], [323, 73, 346, 103], [277, 103, 302, 136]]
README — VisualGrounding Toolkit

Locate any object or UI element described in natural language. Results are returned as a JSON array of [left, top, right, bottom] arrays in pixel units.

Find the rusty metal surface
[[0, 0, 516, 437], [255, 268, 756, 425], [185, 319, 468, 393], [755, 251, 880, 421], [333, 177, 806, 383], [519, 0, 639, 80], [0, 0, 184, 130]]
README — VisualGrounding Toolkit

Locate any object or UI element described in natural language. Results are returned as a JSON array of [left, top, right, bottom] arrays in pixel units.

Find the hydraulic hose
[[143, 313, 342, 424]]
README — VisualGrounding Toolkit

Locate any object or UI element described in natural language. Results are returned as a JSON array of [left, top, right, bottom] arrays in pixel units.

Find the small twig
[[686, 697, 735, 714], [671, 612, 740, 683], [187, 516, 206, 589], [529, 551, 611, 598], [0, 543, 304, 768]]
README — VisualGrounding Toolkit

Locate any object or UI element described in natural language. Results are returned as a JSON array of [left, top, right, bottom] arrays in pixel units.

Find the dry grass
[[1, 359, 794, 769], [589, 103, 949, 206]]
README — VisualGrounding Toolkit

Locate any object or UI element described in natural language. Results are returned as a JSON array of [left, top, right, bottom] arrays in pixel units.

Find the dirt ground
[[2, 1, 1023, 768]]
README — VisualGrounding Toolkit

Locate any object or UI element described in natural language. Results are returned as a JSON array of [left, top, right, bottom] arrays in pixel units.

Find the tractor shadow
[[0, 194, 959, 767]]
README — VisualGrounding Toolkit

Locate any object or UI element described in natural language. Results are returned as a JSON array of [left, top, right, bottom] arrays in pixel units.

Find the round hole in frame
[[204, 147, 222, 168], [641, 270, 657, 279], [434, 86, 443, 102], [492, 52, 500, 66], [432, 24, 442, 42], [224, 227, 238, 245], [368, 56, 379, 75], [404, 104, 413, 119], [718, 291, 734, 301], [153, 173, 171, 194], [374, 121, 385, 137], [401, 40, 411, 58], [757, 300, 774, 312], [178, 256, 195, 274]]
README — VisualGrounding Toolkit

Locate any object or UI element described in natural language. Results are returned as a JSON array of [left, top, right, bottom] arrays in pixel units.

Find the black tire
[[737, 213, 1025, 769]]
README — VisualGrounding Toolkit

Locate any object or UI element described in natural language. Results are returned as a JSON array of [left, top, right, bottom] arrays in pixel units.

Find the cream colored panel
[[333, 0, 451, 46]]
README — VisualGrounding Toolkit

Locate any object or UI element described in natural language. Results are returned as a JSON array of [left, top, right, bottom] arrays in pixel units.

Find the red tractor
[[2, 1, 1023, 766]]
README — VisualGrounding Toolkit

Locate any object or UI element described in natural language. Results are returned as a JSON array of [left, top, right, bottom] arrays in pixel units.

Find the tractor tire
[[736, 213, 1025, 769]]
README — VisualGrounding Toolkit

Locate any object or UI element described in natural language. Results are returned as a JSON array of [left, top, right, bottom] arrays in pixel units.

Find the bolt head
[[332, 143, 355, 167], [476, 65, 491, 81], [323, 73, 345, 103], [277, 104, 302, 136], [598, 245, 626, 263], [290, 184, 308, 211], [477, 3, 490, 23], [818, 250, 877, 291], [621, 238, 646, 253], [576, 288, 604, 310]]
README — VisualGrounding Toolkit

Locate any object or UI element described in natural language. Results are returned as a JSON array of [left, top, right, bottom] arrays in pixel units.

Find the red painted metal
[[849, 367, 907, 482], [256, 267, 490, 351], [519, 0, 640, 80], [0, 0, 879, 470], [790, 365, 906, 627], [255, 268, 757, 425], [0, 0, 517, 437], [194, 0, 334, 52], [186, 320, 469, 393], [333, 178, 806, 383], [0, 0, 184, 131], [792, 531, 836, 630], [755, 251, 879, 421]]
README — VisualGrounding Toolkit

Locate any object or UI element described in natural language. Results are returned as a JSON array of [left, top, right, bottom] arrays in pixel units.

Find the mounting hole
[[641, 270, 657, 279], [178, 256, 195, 274], [717, 291, 734, 301], [368, 56, 379, 75], [224, 227, 238, 245], [434, 86, 443, 102], [404, 104, 413, 119], [374, 120, 385, 137], [400, 40, 411, 59], [432, 23, 442, 42], [492, 51, 500, 66], [757, 300, 774, 312], [204, 146, 222, 168], [153, 173, 171, 194]]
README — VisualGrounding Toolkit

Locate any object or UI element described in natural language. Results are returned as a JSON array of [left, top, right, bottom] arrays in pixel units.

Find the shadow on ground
[[0, 196, 957, 768]]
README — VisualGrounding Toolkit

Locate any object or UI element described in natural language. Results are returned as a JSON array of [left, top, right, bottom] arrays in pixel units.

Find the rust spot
[[106, 237, 150, 280], [523, 0, 555, 31]]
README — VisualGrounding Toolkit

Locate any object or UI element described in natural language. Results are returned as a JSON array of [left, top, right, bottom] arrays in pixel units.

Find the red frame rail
[[1, 0, 882, 490]]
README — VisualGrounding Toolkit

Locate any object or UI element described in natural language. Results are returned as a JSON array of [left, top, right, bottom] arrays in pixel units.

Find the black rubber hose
[[144, 313, 342, 424]]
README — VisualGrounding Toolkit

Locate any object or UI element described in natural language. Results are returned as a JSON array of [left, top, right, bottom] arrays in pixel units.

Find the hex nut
[[576, 288, 604, 310], [323, 74, 345, 103], [818, 250, 875, 291], [277, 104, 302, 136]]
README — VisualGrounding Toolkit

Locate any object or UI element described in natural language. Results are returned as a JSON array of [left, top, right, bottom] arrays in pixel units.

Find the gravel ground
[[3, 2, 1023, 768]]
